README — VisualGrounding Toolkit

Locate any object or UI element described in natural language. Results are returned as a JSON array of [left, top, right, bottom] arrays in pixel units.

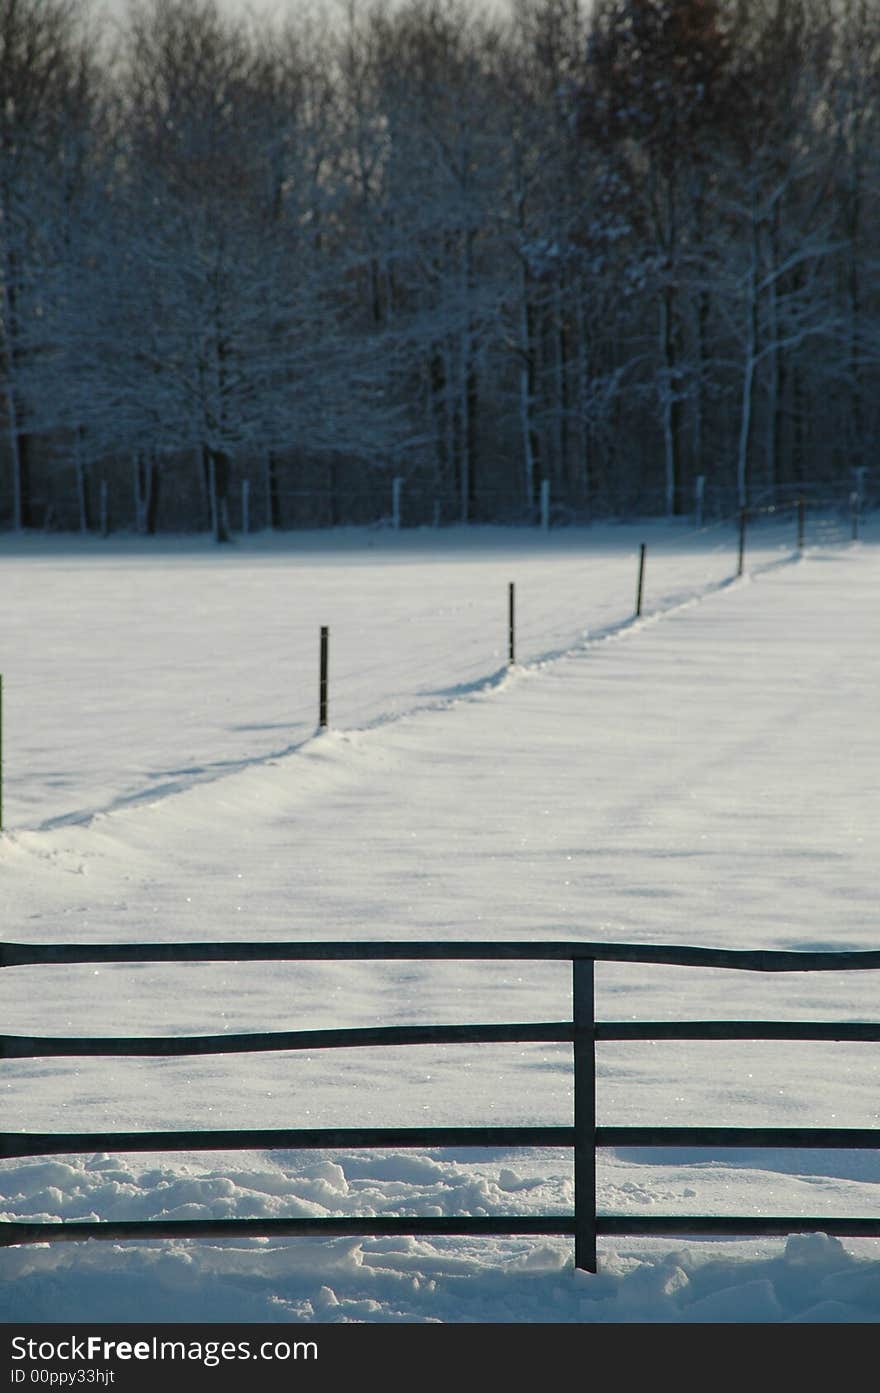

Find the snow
[[2, 512, 880, 1324]]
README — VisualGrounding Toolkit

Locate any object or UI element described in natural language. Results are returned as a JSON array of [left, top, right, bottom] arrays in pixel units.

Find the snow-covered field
[[2, 511, 880, 1324]]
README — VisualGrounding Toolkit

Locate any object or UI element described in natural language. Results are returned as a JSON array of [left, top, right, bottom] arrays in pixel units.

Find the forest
[[1, 0, 878, 538]]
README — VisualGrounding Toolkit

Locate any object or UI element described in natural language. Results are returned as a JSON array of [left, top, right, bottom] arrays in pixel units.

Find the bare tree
[[0, 0, 97, 530]]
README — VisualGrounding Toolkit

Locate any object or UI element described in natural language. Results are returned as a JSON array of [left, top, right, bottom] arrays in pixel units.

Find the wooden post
[[319, 627, 329, 729], [737, 508, 747, 577], [851, 491, 860, 542], [797, 495, 805, 552], [540, 478, 550, 532], [99, 481, 109, 538], [508, 582, 515, 666], [573, 957, 597, 1272], [241, 479, 250, 536], [392, 477, 403, 531], [635, 543, 646, 618]]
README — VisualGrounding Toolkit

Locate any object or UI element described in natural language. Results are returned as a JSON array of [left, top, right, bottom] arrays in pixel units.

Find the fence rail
[[3, 939, 880, 1269]]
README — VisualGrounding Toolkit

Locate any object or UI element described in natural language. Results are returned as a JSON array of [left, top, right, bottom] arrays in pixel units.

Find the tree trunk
[[75, 429, 90, 534], [203, 446, 232, 543], [466, 357, 478, 520], [458, 331, 470, 525], [264, 451, 280, 530], [518, 264, 539, 515], [690, 178, 708, 494], [328, 457, 341, 527], [555, 280, 574, 504], [134, 451, 160, 535], [846, 188, 864, 473], [737, 201, 761, 509], [9, 424, 33, 531], [659, 289, 679, 517], [574, 291, 592, 513], [2, 253, 33, 530], [764, 202, 781, 495], [658, 175, 682, 517], [428, 348, 450, 514], [792, 366, 806, 486]]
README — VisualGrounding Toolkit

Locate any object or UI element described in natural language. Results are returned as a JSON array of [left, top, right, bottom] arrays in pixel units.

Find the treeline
[[1, 0, 879, 538]]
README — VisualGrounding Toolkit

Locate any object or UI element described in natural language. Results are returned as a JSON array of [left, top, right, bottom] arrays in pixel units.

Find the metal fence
[[3, 939, 880, 1270]]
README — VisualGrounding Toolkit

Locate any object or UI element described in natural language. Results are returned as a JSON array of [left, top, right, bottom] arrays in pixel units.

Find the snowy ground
[[2, 510, 880, 1324]]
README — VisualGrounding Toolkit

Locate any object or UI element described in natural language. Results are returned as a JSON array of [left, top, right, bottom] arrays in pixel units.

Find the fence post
[[508, 582, 515, 666], [573, 956, 597, 1273], [737, 508, 747, 577], [241, 479, 250, 536], [392, 477, 403, 531], [319, 627, 329, 729], [99, 481, 109, 538], [797, 495, 805, 552], [635, 543, 646, 618], [851, 491, 860, 542], [540, 478, 550, 532]]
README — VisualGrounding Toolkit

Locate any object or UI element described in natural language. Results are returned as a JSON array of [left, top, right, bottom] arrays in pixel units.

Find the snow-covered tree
[[0, 0, 97, 530]]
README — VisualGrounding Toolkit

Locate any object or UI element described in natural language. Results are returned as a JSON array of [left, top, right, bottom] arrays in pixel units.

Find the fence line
[[1, 491, 872, 819], [316, 492, 865, 730], [11, 469, 874, 540], [4, 940, 880, 1269]]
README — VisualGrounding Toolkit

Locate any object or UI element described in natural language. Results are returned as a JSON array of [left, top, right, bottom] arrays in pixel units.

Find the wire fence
[[0, 485, 874, 831], [4, 467, 877, 540]]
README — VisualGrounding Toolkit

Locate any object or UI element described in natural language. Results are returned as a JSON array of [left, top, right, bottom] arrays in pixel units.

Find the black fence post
[[737, 508, 748, 577], [319, 627, 329, 729], [508, 582, 515, 666], [797, 495, 806, 552], [635, 543, 646, 618], [573, 956, 597, 1273], [851, 491, 860, 542]]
